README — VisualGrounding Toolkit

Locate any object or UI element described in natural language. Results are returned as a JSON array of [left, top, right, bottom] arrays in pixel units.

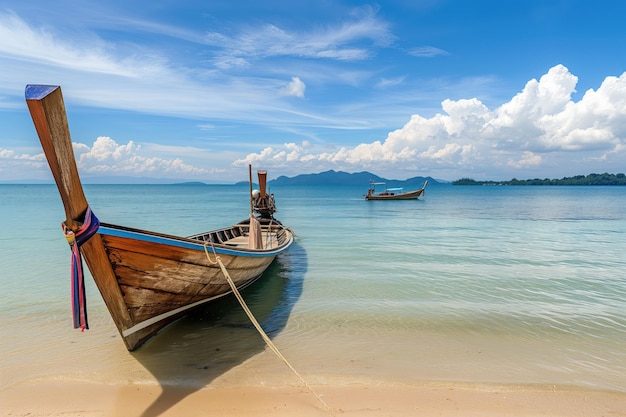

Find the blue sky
[[1, 1, 625, 183]]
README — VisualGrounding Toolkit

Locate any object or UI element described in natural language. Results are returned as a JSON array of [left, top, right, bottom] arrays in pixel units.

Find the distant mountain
[[269, 170, 441, 187]]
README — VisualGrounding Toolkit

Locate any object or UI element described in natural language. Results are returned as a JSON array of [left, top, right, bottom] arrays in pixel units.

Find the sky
[[1, 0, 625, 183]]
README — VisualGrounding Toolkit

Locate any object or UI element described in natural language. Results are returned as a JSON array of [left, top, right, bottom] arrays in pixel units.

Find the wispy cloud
[[0, 10, 400, 127], [205, 6, 394, 69], [407, 46, 449, 57], [0, 11, 146, 77], [376, 76, 407, 89]]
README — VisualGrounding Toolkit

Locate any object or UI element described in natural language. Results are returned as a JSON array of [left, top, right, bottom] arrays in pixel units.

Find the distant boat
[[365, 180, 428, 200], [25, 85, 294, 351]]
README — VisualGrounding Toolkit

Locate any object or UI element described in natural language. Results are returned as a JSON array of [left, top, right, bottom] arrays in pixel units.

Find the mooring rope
[[203, 242, 335, 416]]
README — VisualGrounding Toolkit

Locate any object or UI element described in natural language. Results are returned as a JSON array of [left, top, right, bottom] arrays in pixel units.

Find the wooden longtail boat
[[364, 180, 428, 200], [25, 85, 294, 351]]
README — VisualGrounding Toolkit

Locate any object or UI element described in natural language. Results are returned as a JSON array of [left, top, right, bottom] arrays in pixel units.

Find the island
[[453, 173, 626, 186]]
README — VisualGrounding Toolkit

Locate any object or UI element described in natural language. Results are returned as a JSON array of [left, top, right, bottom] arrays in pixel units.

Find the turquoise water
[[1, 184, 625, 392]]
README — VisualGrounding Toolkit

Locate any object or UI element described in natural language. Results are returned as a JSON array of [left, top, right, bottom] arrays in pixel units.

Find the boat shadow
[[120, 242, 307, 417]]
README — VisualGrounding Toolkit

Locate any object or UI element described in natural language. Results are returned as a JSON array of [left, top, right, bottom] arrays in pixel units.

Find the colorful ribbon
[[62, 207, 100, 331]]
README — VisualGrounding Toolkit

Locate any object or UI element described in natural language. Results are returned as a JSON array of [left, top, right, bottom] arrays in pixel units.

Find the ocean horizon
[[1, 183, 625, 394]]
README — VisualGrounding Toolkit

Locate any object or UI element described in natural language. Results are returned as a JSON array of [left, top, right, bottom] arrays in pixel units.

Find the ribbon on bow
[[62, 207, 100, 331]]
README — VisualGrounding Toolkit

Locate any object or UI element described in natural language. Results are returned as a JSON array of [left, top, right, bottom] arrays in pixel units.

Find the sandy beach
[[2, 380, 625, 417]]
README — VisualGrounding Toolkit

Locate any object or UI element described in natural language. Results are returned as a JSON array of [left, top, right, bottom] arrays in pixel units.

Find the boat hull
[[365, 186, 426, 200], [364, 189, 425, 200], [86, 222, 292, 350]]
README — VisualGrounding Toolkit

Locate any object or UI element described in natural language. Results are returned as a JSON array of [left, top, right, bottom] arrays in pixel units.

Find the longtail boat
[[25, 85, 294, 351], [365, 180, 428, 200]]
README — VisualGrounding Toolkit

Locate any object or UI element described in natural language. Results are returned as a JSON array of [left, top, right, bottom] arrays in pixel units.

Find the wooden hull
[[365, 189, 424, 200], [89, 221, 293, 350]]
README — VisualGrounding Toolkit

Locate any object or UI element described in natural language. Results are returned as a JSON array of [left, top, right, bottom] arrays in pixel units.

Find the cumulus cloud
[[508, 151, 542, 168], [234, 65, 626, 178], [0, 148, 44, 161], [74, 136, 209, 176], [280, 77, 306, 98], [0, 148, 47, 180]]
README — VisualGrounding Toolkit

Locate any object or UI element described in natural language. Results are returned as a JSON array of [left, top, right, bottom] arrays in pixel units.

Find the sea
[[1, 183, 625, 394]]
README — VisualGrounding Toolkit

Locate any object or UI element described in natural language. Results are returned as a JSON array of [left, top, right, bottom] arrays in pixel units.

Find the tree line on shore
[[453, 172, 626, 186]]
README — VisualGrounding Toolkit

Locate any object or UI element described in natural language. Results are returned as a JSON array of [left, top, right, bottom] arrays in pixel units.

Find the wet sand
[[2, 381, 625, 417]]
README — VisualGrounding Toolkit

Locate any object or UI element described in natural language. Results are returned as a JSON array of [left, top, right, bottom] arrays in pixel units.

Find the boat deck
[[189, 225, 284, 250], [221, 232, 280, 249]]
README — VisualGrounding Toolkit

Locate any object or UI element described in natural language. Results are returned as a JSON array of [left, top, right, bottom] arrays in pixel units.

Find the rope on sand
[[204, 243, 335, 416]]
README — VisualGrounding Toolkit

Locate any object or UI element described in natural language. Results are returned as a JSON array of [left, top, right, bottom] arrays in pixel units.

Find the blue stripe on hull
[[98, 225, 289, 257]]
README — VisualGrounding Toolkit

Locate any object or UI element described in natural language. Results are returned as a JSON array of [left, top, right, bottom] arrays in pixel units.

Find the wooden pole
[[25, 85, 88, 230], [25, 85, 135, 348]]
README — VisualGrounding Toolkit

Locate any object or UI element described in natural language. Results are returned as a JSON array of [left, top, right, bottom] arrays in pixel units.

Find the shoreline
[[2, 380, 625, 417]]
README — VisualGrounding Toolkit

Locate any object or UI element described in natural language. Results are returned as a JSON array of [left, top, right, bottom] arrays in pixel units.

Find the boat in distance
[[365, 180, 428, 200], [25, 84, 294, 351]]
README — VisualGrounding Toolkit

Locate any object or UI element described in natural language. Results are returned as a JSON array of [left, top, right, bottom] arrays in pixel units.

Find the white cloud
[[207, 6, 393, 69], [376, 76, 406, 89], [0, 148, 47, 180], [0, 148, 44, 161], [507, 151, 542, 168], [235, 65, 626, 178], [0, 11, 149, 78], [482, 65, 580, 148], [74, 137, 209, 176], [536, 72, 626, 151], [280, 77, 306, 98], [407, 46, 449, 58]]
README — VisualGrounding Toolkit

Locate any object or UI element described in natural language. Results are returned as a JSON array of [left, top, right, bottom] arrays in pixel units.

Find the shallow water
[[1, 184, 625, 392]]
